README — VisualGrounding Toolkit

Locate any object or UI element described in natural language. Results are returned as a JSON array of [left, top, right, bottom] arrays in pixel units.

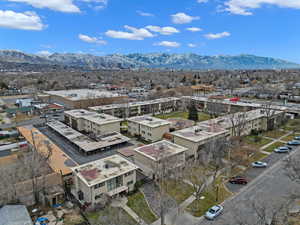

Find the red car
[[229, 176, 248, 185]]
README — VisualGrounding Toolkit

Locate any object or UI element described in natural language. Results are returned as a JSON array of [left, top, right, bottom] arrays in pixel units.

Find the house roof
[[0, 205, 32, 225]]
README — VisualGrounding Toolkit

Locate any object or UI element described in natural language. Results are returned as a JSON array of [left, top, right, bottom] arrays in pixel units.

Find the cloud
[[137, 10, 154, 17], [197, 0, 208, 3], [171, 12, 200, 24], [0, 10, 45, 30], [186, 27, 202, 32], [188, 43, 197, 48], [105, 25, 154, 40], [204, 31, 231, 39], [5, 0, 80, 13], [81, 0, 108, 10], [36, 50, 52, 56], [154, 41, 181, 48], [223, 0, 300, 15], [146, 26, 179, 35], [79, 34, 107, 45]]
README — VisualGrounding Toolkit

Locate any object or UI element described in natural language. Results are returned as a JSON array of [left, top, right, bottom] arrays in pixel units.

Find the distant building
[[64, 109, 123, 135], [71, 155, 138, 208], [89, 97, 180, 118], [40, 89, 128, 109], [127, 116, 171, 142], [134, 140, 187, 177]]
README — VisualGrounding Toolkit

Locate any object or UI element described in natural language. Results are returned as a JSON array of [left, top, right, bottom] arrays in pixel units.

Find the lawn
[[263, 130, 287, 139], [186, 177, 231, 217], [281, 119, 300, 132], [162, 180, 194, 204], [243, 135, 273, 148], [281, 134, 297, 142], [155, 111, 211, 122], [126, 191, 157, 224], [86, 207, 137, 225], [63, 212, 85, 225], [263, 141, 286, 153], [249, 152, 268, 162]]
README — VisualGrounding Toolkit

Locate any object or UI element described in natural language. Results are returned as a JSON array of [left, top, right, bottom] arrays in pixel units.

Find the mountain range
[[0, 50, 299, 71]]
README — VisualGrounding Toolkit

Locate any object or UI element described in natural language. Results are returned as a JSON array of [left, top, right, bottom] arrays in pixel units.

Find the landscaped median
[[126, 191, 157, 224], [263, 141, 286, 153], [186, 177, 232, 217], [248, 151, 269, 162]]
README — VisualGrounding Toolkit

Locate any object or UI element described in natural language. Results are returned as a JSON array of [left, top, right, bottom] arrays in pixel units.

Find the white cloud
[[105, 25, 154, 40], [81, 0, 108, 10], [5, 0, 80, 13], [154, 41, 181, 48], [223, 0, 300, 15], [137, 10, 154, 17], [0, 10, 45, 30], [186, 27, 202, 32], [171, 12, 200, 24], [79, 34, 107, 45], [36, 50, 52, 56], [146, 25, 179, 35], [204, 31, 231, 39], [188, 43, 197, 48], [197, 0, 208, 3]]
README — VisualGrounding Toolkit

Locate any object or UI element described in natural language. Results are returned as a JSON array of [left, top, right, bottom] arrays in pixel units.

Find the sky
[[0, 0, 300, 62]]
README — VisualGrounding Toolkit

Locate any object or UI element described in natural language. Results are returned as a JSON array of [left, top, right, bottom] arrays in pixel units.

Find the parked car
[[229, 176, 248, 185], [274, 146, 290, 153], [39, 115, 48, 119], [205, 205, 223, 220], [287, 140, 300, 146], [294, 136, 300, 140], [252, 161, 267, 168]]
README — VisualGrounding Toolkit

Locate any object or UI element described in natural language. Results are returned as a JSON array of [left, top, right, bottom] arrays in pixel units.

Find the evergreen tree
[[188, 103, 199, 122]]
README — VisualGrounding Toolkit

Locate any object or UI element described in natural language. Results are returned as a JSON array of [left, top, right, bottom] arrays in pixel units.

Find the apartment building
[[133, 140, 187, 177], [64, 109, 122, 135], [41, 89, 127, 109], [89, 97, 180, 118], [72, 155, 138, 208], [127, 116, 171, 142], [172, 124, 229, 159]]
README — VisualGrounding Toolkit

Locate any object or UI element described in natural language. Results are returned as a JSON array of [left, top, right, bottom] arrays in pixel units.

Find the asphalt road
[[200, 146, 300, 225]]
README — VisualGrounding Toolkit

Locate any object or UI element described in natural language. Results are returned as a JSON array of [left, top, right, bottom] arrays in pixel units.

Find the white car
[[205, 205, 223, 220], [274, 146, 290, 153], [251, 161, 267, 168]]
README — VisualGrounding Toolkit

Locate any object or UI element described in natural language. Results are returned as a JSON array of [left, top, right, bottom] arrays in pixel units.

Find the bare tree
[[228, 111, 248, 137]]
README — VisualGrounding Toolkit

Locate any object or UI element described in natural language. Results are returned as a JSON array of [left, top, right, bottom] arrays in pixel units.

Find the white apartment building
[[133, 140, 187, 177], [64, 109, 122, 136], [127, 116, 171, 142], [72, 155, 138, 208]]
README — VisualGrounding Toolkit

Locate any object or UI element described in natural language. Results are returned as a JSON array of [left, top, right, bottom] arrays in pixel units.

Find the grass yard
[[186, 177, 231, 217], [281, 119, 300, 132], [126, 191, 157, 224], [162, 180, 194, 204], [249, 152, 268, 162], [63, 212, 85, 225], [263, 141, 286, 153], [281, 134, 298, 142], [243, 135, 273, 148], [263, 130, 287, 139], [86, 207, 137, 225], [155, 111, 211, 122]]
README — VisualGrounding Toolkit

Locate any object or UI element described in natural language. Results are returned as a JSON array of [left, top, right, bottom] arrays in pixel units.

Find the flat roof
[[172, 123, 228, 143], [72, 155, 139, 187], [44, 89, 122, 101], [89, 97, 180, 111], [134, 140, 187, 161], [128, 116, 171, 128], [47, 120, 129, 152], [18, 126, 77, 176], [65, 109, 123, 125]]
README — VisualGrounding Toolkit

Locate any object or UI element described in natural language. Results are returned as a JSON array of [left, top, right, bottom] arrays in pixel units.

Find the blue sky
[[0, 0, 300, 62]]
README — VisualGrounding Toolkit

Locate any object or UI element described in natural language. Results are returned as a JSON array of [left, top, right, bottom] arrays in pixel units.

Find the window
[[124, 171, 133, 177], [127, 181, 134, 186], [94, 182, 105, 189], [95, 194, 103, 200], [107, 176, 123, 191]]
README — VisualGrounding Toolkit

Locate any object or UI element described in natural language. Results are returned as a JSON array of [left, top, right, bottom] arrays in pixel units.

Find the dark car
[[229, 176, 248, 185]]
